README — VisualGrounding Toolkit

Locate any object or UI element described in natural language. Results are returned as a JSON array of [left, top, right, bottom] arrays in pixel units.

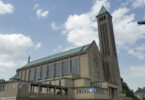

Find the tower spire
[[97, 5, 111, 17], [97, 5, 122, 92]]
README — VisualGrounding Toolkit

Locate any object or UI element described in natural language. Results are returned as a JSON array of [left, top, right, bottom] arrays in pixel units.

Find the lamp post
[[137, 21, 145, 25]]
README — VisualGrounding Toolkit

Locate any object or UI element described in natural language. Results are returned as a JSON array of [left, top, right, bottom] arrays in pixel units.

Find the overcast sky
[[0, 0, 145, 91]]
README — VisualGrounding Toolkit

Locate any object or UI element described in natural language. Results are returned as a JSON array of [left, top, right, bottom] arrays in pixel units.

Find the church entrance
[[109, 87, 118, 100]]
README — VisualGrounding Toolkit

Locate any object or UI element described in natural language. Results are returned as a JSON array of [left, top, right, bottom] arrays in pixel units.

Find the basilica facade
[[0, 6, 131, 100]]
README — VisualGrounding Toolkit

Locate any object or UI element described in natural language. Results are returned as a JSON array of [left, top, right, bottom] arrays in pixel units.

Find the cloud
[[121, 1, 129, 7], [0, 60, 16, 69], [112, 7, 145, 49], [0, 34, 33, 57], [132, 0, 145, 8], [51, 22, 58, 30], [36, 9, 49, 18], [34, 3, 39, 9], [0, 33, 36, 79], [63, 0, 109, 46], [128, 49, 145, 60], [53, 45, 62, 52], [123, 64, 145, 90], [34, 42, 41, 50], [62, 0, 145, 90], [0, 59, 26, 80], [128, 44, 145, 60], [129, 65, 145, 78], [0, 0, 14, 14], [63, 0, 145, 58]]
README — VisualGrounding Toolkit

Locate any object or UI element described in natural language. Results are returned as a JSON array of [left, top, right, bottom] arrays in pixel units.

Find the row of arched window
[[29, 58, 79, 81]]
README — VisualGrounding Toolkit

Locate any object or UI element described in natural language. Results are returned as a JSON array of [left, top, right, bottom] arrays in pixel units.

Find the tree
[[121, 78, 139, 100], [143, 96, 145, 100], [0, 79, 5, 83]]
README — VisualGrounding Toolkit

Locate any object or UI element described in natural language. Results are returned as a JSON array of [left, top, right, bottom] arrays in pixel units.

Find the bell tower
[[96, 6, 122, 92]]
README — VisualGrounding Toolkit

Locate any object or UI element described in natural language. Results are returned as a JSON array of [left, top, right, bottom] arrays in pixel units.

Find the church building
[[0, 6, 132, 100]]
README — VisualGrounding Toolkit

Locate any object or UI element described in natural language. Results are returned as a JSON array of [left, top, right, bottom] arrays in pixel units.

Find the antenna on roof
[[28, 56, 30, 63]]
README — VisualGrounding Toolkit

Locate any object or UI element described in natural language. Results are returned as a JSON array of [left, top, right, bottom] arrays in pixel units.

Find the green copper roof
[[97, 6, 108, 16], [10, 75, 20, 80], [24, 44, 90, 67]]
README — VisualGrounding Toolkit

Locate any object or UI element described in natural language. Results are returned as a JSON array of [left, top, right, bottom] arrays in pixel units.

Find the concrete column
[[32, 86, 34, 93], [61, 87, 63, 95], [47, 87, 49, 94], [69, 57, 71, 74], [38, 85, 41, 93], [54, 87, 56, 95], [30, 85, 32, 93], [34, 68, 36, 81], [65, 89, 68, 95], [78, 55, 80, 76], [109, 87, 112, 99], [24, 69, 26, 81], [40, 65, 42, 80], [47, 85, 49, 94], [60, 61, 63, 77], [46, 64, 48, 79], [53, 63, 55, 78], [20, 71, 22, 80]]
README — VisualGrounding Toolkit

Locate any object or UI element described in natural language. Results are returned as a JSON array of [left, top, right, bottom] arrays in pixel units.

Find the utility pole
[[137, 21, 145, 25]]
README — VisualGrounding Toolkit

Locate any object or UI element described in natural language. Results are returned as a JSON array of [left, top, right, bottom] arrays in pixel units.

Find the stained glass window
[[41, 65, 47, 79], [35, 67, 41, 80], [62, 61, 69, 76], [71, 59, 78, 74], [55, 63, 61, 77], [48, 64, 54, 78], [29, 68, 35, 81]]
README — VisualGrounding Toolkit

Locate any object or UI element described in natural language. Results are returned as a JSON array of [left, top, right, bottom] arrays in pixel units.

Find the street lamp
[[137, 21, 145, 25]]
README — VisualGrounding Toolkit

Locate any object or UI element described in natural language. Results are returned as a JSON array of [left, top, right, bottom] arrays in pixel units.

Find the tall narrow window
[[22, 70, 25, 80], [35, 66, 41, 80], [62, 61, 69, 76], [29, 68, 35, 81], [104, 23, 110, 56], [71, 59, 78, 75], [19, 71, 22, 79], [48, 64, 54, 78], [55, 63, 61, 77], [59, 80, 61, 86], [41, 65, 47, 80]]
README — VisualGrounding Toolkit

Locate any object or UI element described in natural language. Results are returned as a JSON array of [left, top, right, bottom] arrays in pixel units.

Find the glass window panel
[[35, 67, 41, 80], [62, 61, 69, 76], [48, 64, 54, 78], [55, 63, 61, 77], [71, 59, 78, 75], [41, 65, 47, 80], [29, 68, 35, 81]]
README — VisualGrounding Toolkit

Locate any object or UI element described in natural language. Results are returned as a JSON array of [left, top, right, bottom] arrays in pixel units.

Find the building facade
[[135, 87, 145, 100], [0, 6, 132, 100]]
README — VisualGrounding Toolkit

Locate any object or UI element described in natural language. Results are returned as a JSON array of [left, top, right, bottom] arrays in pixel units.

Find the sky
[[0, 0, 145, 91]]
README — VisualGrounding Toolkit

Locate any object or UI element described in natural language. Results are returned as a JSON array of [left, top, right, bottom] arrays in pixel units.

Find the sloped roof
[[23, 43, 91, 68], [97, 6, 108, 16], [135, 87, 145, 93], [10, 75, 20, 80]]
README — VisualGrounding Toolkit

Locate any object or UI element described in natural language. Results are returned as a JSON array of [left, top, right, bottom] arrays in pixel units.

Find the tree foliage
[[0, 79, 5, 83], [121, 78, 139, 100]]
